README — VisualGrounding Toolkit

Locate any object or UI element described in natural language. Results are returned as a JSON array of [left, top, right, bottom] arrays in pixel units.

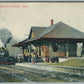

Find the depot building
[[13, 19, 84, 62]]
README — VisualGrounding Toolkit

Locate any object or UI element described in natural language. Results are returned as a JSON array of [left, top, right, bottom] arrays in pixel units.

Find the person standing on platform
[[35, 52, 38, 64], [29, 54, 31, 62], [31, 52, 35, 64]]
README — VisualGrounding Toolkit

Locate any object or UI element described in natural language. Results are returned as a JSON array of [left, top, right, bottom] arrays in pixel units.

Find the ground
[[0, 58, 84, 82], [0, 65, 69, 82], [0, 69, 22, 82], [46, 59, 84, 68]]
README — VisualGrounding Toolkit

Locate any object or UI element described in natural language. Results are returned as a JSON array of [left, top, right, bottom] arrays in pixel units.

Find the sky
[[0, 2, 84, 41]]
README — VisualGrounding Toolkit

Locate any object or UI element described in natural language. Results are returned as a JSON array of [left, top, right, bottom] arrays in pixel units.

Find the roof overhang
[[13, 37, 84, 47]]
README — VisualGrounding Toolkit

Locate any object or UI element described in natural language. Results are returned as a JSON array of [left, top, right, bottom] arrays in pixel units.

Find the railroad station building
[[13, 20, 84, 62]]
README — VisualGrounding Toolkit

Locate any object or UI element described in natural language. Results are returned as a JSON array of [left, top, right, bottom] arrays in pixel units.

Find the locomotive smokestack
[[51, 19, 53, 25]]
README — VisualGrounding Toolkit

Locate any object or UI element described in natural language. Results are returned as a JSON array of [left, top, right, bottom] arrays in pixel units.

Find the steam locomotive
[[0, 47, 16, 65]]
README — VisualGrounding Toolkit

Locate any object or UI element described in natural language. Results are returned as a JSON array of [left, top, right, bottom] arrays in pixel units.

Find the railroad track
[[0, 65, 84, 82]]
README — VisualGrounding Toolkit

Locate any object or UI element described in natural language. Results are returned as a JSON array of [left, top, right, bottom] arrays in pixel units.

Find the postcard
[[0, 1, 84, 83]]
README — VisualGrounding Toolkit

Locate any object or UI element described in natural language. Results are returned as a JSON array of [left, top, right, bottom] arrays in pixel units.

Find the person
[[29, 54, 31, 62], [53, 57, 55, 63], [34, 52, 37, 64], [31, 52, 35, 64], [24, 54, 26, 62], [35, 53, 38, 63], [56, 56, 59, 63], [36, 54, 38, 62]]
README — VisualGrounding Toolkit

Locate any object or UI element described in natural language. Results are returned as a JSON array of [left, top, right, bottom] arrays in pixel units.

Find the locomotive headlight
[[5, 48, 7, 50], [1, 48, 3, 51]]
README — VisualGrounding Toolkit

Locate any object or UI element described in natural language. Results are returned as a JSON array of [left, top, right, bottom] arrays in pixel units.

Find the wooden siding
[[31, 31, 36, 39]]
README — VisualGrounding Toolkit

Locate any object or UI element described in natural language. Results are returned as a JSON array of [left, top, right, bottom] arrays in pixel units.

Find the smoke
[[0, 28, 12, 47], [0, 39, 4, 47]]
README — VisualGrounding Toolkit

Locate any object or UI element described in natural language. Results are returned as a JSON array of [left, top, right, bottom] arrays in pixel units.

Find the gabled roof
[[12, 38, 29, 47], [40, 22, 84, 39], [13, 21, 84, 47], [28, 27, 46, 39], [13, 27, 46, 47], [24, 22, 84, 43]]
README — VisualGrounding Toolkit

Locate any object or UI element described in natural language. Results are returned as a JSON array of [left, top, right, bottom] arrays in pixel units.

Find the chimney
[[51, 19, 53, 25]]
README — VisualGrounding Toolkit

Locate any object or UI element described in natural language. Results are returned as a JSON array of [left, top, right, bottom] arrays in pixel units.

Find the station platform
[[16, 62, 56, 72], [16, 62, 84, 76]]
